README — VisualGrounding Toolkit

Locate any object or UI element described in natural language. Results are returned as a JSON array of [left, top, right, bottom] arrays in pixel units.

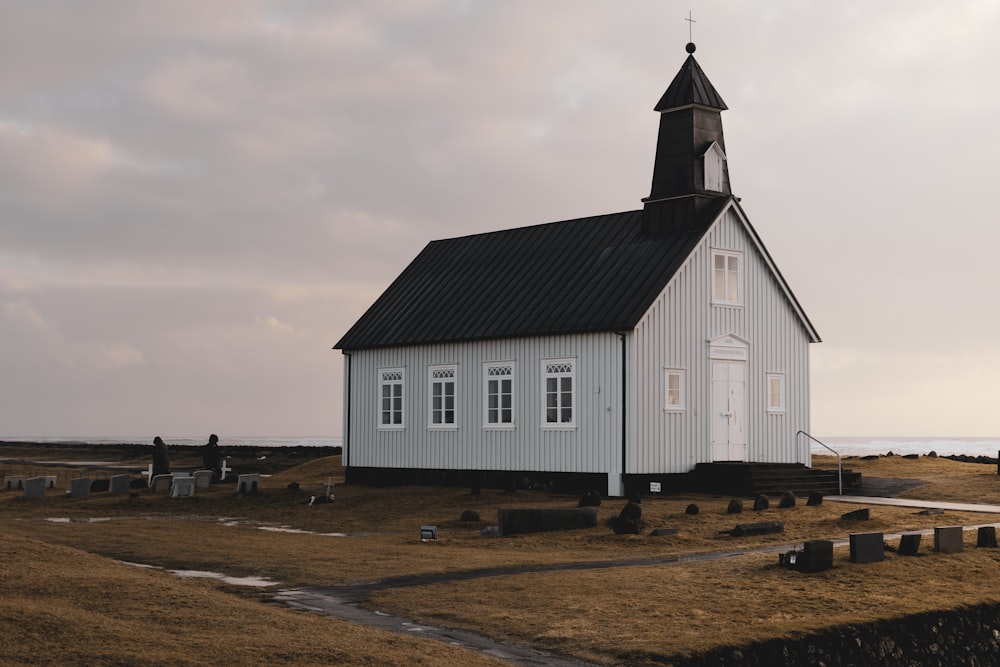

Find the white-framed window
[[543, 358, 576, 427], [767, 373, 786, 413], [484, 362, 515, 428], [712, 249, 742, 305], [379, 368, 405, 429], [664, 368, 686, 411], [703, 142, 726, 192], [428, 365, 457, 429]]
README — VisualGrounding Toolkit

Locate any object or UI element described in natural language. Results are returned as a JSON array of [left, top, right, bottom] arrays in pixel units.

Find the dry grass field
[[4, 446, 1000, 665]]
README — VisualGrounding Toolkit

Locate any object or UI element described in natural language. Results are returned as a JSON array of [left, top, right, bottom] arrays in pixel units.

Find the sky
[[2, 1, 1000, 440]]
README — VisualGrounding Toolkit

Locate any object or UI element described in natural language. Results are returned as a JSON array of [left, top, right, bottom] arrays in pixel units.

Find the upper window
[[712, 250, 742, 305], [665, 368, 686, 411], [703, 142, 727, 192], [767, 373, 786, 413], [484, 362, 515, 428], [379, 368, 405, 429], [428, 365, 457, 429], [543, 359, 576, 427]]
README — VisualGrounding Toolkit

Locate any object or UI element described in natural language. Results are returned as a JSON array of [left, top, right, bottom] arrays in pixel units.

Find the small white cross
[[219, 457, 231, 481], [142, 463, 154, 486]]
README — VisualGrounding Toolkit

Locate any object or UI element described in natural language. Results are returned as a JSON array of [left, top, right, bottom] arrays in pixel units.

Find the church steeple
[[644, 43, 732, 204]]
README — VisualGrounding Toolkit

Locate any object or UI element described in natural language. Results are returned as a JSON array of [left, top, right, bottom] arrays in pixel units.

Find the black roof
[[334, 198, 731, 350], [654, 53, 728, 112]]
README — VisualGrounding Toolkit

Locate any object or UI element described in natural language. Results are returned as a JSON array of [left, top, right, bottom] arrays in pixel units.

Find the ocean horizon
[[6, 435, 1000, 458]]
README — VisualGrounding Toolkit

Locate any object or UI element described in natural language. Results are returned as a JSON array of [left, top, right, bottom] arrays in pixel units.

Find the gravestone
[[22, 477, 46, 499], [849, 532, 884, 563], [149, 475, 172, 492], [685, 503, 699, 515], [977, 526, 997, 548], [898, 533, 922, 556], [798, 540, 834, 573], [109, 474, 131, 495], [778, 491, 796, 508], [42, 476, 58, 489], [498, 508, 598, 536], [237, 474, 260, 494], [171, 476, 196, 498], [727, 498, 743, 514], [753, 494, 770, 511], [724, 521, 784, 537], [806, 492, 824, 506], [934, 526, 964, 553], [69, 477, 91, 498], [4, 476, 24, 491], [841, 508, 870, 521], [918, 508, 944, 516], [578, 489, 601, 507], [193, 470, 214, 488]]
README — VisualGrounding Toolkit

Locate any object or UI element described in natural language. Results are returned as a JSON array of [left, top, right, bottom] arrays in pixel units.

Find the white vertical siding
[[632, 205, 814, 473], [345, 333, 623, 475]]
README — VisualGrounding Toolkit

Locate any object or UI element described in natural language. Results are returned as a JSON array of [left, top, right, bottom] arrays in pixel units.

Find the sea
[[10, 435, 1000, 458]]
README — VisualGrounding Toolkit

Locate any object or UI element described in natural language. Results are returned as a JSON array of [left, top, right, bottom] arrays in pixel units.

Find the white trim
[[766, 372, 786, 413], [378, 367, 405, 430], [664, 368, 686, 411], [483, 361, 515, 429], [427, 364, 458, 430], [542, 357, 576, 429]]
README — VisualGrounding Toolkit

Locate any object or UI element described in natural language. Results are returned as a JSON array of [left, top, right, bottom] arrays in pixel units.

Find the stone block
[[806, 492, 824, 506], [725, 521, 784, 537], [898, 533, 922, 556], [22, 477, 46, 499], [497, 508, 598, 536], [69, 477, 91, 498], [849, 532, 884, 563], [977, 526, 997, 548], [841, 508, 870, 521], [934, 526, 964, 554], [109, 474, 131, 495], [798, 540, 834, 573]]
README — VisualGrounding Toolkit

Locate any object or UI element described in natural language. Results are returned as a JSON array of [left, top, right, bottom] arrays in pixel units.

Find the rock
[[649, 528, 679, 537], [928, 450, 938, 458], [619, 501, 642, 521], [806, 492, 824, 506], [753, 494, 770, 511], [778, 491, 796, 508], [578, 489, 602, 507], [727, 498, 743, 514], [841, 508, 871, 521], [459, 509, 480, 522], [286, 482, 300, 492], [685, 503, 699, 515], [725, 521, 784, 537], [917, 508, 944, 516]]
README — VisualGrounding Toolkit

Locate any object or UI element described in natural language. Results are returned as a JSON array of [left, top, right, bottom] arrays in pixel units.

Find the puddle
[[256, 525, 349, 537], [169, 569, 277, 588]]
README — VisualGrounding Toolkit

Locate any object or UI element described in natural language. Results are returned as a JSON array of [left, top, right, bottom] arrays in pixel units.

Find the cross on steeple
[[685, 11, 696, 43]]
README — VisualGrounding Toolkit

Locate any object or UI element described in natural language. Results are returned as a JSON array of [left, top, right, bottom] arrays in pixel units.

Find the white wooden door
[[711, 360, 747, 461]]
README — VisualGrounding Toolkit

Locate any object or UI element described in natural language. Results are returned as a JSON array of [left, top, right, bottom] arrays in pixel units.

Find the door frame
[[708, 334, 749, 462]]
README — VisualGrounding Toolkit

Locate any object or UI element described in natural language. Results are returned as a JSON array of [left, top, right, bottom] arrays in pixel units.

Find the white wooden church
[[335, 44, 821, 497]]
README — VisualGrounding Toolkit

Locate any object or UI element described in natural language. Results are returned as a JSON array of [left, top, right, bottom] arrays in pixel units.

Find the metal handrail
[[797, 430, 842, 495]]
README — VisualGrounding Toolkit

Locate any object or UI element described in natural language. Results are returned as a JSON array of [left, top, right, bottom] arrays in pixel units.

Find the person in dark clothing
[[152, 436, 170, 477], [202, 433, 222, 481]]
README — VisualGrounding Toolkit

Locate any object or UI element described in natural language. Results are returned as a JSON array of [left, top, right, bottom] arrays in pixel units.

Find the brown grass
[[4, 450, 1000, 665]]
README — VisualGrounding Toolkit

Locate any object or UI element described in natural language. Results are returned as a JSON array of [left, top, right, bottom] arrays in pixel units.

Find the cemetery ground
[[4, 448, 1000, 665]]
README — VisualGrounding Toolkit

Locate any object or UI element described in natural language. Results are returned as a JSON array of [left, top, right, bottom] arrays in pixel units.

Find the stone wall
[[660, 602, 1000, 666]]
